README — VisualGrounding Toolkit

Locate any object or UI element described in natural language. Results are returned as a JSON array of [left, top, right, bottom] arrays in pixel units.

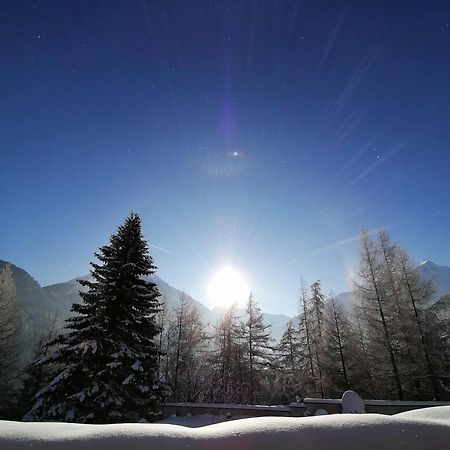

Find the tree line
[[157, 230, 449, 405], [0, 215, 448, 423]]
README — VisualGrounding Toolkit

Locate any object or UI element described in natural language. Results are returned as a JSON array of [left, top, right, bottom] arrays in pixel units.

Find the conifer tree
[[353, 228, 403, 399], [19, 315, 59, 417], [0, 264, 21, 417], [275, 320, 303, 401], [167, 293, 208, 402], [308, 280, 326, 397], [207, 305, 245, 403], [241, 293, 272, 403], [395, 246, 444, 398], [323, 293, 350, 395], [299, 281, 316, 394], [24, 213, 163, 423]]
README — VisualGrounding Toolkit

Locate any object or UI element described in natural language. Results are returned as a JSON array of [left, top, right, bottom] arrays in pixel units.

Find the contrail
[[149, 244, 173, 254], [254, 221, 406, 278]]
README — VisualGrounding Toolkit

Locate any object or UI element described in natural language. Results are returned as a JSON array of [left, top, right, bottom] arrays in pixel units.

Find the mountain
[[43, 274, 290, 341], [43, 273, 217, 328], [0, 260, 56, 363], [415, 260, 450, 304], [430, 294, 450, 322], [1, 259, 291, 355], [335, 291, 356, 309], [209, 305, 291, 341], [3, 258, 450, 366], [334, 260, 450, 311]]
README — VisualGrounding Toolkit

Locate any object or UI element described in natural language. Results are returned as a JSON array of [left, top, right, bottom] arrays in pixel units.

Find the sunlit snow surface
[[1, 407, 450, 450]]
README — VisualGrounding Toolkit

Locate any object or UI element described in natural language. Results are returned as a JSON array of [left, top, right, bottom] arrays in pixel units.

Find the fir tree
[[24, 213, 163, 423]]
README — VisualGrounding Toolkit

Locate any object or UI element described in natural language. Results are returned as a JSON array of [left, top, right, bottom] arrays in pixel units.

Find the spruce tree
[[24, 213, 163, 423]]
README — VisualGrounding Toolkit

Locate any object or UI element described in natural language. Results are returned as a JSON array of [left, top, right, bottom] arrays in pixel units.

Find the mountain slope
[[43, 274, 216, 327], [44, 274, 289, 340], [0, 260, 56, 362], [3, 258, 449, 361], [415, 260, 450, 303], [335, 260, 450, 310]]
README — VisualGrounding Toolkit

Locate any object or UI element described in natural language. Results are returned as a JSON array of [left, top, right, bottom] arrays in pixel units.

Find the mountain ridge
[[2, 259, 450, 353]]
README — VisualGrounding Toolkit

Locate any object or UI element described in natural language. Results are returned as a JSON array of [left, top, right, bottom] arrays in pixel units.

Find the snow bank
[[1, 407, 449, 450], [158, 413, 242, 427], [395, 405, 450, 424]]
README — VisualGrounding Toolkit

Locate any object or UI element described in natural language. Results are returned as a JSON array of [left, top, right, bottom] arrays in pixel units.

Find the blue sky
[[1, 1, 450, 315]]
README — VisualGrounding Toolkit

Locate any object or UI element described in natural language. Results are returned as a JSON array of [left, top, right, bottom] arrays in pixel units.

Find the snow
[[418, 260, 430, 267], [395, 406, 450, 424], [341, 390, 366, 413], [166, 401, 291, 412], [1, 407, 449, 450], [159, 413, 240, 427], [131, 360, 143, 371], [122, 375, 133, 385]]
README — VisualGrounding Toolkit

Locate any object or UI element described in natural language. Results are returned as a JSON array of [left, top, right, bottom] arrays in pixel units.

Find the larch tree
[[275, 320, 303, 402], [24, 213, 163, 423], [346, 308, 376, 398], [156, 296, 168, 381], [353, 228, 404, 400], [299, 281, 316, 395], [167, 293, 209, 402], [395, 247, 444, 399], [240, 293, 272, 404], [323, 293, 351, 396], [0, 264, 21, 416], [377, 230, 421, 394], [19, 315, 59, 417], [308, 280, 326, 398], [208, 305, 245, 403]]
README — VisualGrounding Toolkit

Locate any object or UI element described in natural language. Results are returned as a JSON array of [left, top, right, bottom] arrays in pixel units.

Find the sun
[[208, 267, 250, 308]]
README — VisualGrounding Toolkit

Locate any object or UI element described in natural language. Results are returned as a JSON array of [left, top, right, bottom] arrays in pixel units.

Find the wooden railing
[[162, 398, 450, 418]]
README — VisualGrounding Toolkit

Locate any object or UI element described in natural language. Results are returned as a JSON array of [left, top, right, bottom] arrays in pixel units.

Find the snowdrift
[[1, 406, 450, 450]]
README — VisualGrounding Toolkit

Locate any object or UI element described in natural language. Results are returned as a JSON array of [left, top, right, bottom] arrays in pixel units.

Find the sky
[[1, 0, 450, 315]]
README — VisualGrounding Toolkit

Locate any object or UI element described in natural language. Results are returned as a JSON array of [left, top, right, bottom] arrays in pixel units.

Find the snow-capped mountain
[[2, 258, 449, 364], [415, 260, 450, 304], [333, 260, 450, 311]]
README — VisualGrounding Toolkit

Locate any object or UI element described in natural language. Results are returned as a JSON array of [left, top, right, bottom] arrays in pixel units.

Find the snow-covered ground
[[159, 413, 247, 427], [1, 406, 450, 450]]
